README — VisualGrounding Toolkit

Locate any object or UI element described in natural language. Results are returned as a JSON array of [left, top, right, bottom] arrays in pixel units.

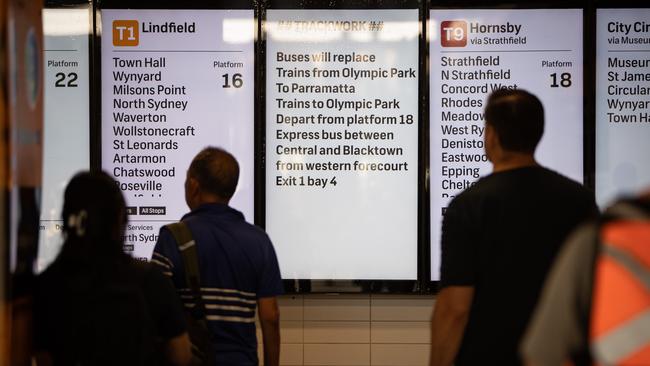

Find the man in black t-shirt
[[429, 90, 597, 366]]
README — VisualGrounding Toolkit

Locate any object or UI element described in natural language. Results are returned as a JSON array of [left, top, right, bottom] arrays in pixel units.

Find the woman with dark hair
[[32, 171, 191, 366]]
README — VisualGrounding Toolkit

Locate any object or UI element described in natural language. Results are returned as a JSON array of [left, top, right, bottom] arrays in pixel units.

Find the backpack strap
[[165, 222, 208, 320]]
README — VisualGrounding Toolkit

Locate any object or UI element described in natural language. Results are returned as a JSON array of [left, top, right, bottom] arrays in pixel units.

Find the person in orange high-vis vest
[[590, 210, 650, 365], [522, 192, 650, 366]]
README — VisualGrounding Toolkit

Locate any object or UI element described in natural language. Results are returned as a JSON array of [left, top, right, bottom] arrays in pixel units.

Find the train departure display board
[[429, 9, 584, 280], [596, 8, 650, 206], [266, 10, 419, 280], [39, 7, 90, 272], [101, 9, 254, 260]]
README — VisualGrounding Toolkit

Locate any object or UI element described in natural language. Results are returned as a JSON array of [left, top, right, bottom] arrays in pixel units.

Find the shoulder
[[191, 208, 273, 243], [34, 262, 64, 300], [541, 168, 596, 204], [234, 222, 276, 254], [156, 224, 178, 246], [536, 167, 587, 192], [242, 221, 273, 242], [37, 261, 61, 282], [110, 259, 167, 289], [548, 169, 583, 186], [563, 222, 599, 257], [128, 261, 180, 304], [448, 174, 498, 208], [131, 260, 168, 282], [225, 221, 278, 262]]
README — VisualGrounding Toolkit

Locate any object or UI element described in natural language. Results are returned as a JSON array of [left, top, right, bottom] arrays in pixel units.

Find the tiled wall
[[257, 294, 436, 366]]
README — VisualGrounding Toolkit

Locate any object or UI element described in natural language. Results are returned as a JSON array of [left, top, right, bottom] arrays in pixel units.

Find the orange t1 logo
[[113, 20, 139, 46], [441, 20, 467, 47]]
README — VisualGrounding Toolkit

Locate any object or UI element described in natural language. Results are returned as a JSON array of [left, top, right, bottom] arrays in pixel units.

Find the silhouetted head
[[60, 171, 127, 260], [484, 89, 544, 160], [185, 147, 240, 210]]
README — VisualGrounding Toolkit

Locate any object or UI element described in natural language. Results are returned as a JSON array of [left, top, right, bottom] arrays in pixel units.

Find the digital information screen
[[38, 8, 91, 272], [429, 9, 584, 280], [101, 9, 254, 260], [596, 8, 650, 207], [266, 10, 419, 280]]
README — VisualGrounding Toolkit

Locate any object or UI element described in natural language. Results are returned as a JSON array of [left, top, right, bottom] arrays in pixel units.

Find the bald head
[[188, 147, 239, 201]]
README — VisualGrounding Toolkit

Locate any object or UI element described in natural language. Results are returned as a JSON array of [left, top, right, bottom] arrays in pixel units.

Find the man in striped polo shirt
[[152, 147, 283, 366]]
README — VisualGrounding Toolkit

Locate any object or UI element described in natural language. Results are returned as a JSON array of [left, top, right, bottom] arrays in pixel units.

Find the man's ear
[[187, 177, 200, 197], [485, 123, 494, 140], [185, 176, 200, 208], [485, 124, 500, 148]]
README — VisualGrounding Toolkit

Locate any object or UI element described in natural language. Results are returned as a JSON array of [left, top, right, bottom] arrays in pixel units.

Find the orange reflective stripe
[[620, 343, 650, 365], [592, 309, 650, 364], [601, 223, 650, 268], [591, 257, 650, 338], [591, 220, 650, 365]]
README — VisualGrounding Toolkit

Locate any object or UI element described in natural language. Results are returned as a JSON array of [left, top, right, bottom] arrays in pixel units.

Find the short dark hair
[[484, 89, 544, 154], [188, 147, 240, 200]]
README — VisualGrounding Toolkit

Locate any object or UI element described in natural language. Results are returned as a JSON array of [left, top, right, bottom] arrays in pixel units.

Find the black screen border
[[262, 0, 424, 293], [93, 0, 259, 169], [425, 0, 594, 292], [42, 1, 96, 171], [595, 0, 650, 9], [39, 1, 96, 281], [592, 1, 650, 202], [92, 1, 259, 260]]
